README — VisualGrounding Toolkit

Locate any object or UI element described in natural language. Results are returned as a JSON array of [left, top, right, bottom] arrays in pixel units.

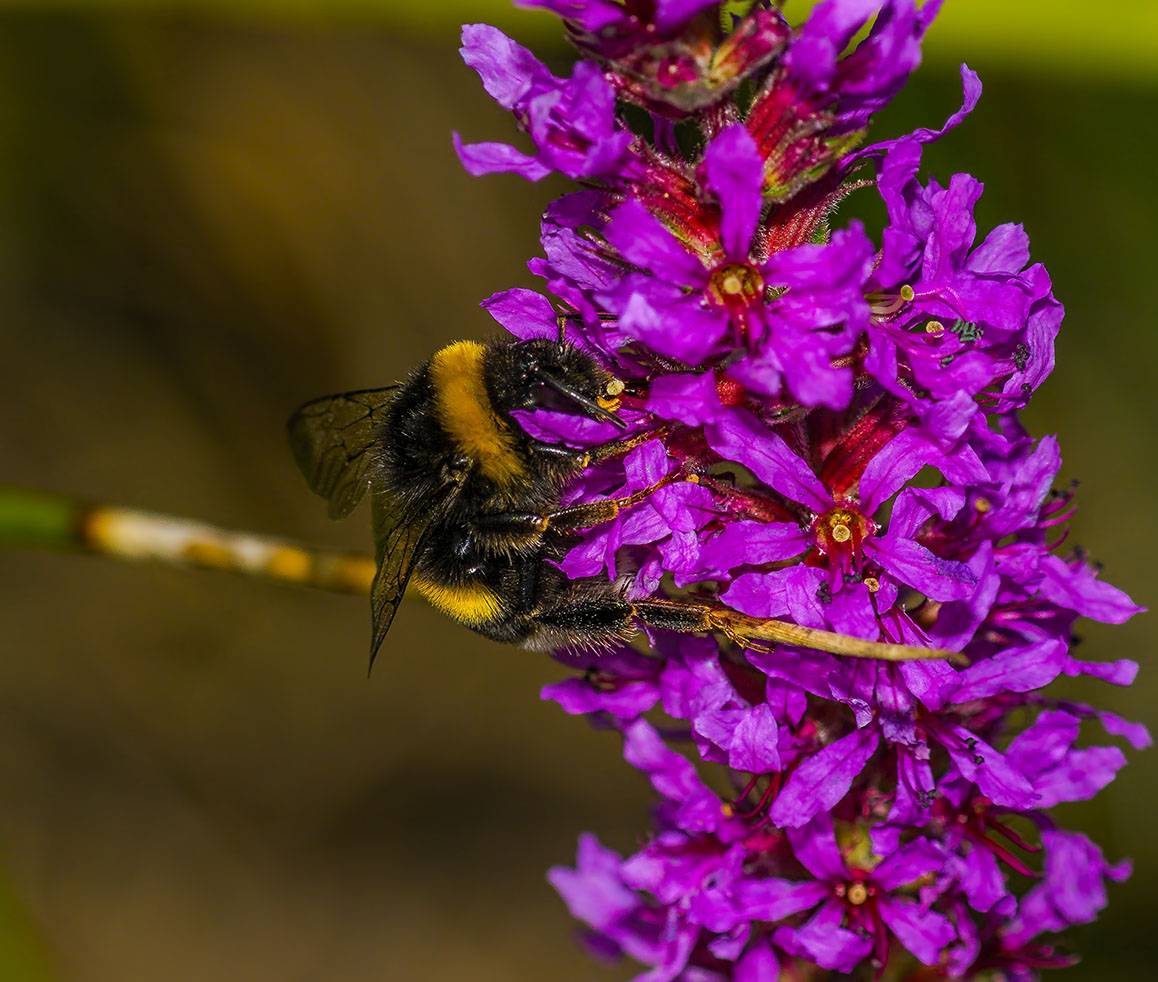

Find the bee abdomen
[[410, 576, 505, 628]]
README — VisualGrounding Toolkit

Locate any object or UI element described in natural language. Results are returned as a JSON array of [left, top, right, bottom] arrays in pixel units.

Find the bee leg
[[523, 596, 639, 649], [526, 441, 588, 466], [525, 430, 665, 470], [515, 554, 542, 614], [625, 598, 965, 664], [584, 428, 667, 466], [543, 471, 696, 533]]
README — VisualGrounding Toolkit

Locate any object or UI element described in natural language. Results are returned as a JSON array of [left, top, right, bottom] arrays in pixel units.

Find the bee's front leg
[[542, 471, 697, 533], [584, 427, 667, 466], [526, 441, 586, 465], [526, 428, 664, 469]]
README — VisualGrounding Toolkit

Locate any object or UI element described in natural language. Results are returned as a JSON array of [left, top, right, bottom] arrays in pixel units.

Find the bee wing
[[287, 387, 399, 519], [368, 485, 459, 668]]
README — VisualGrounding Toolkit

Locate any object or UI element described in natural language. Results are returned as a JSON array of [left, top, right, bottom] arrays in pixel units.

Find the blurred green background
[[0, 1, 1153, 979]]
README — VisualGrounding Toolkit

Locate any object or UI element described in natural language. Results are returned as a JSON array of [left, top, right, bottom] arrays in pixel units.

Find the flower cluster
[[456, 2, 1146, 979]]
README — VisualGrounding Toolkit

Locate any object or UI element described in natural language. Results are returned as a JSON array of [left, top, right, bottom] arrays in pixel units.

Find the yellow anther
[[974, 497, 992, 514], [899, 284, 915, 302], [925, 320, 945, 336], [847, 882, 869, 906], [831, 523, 852, 543], [707, 263, 764, 308], [605, 378, 625, 397], [863, 576, 880, 593]]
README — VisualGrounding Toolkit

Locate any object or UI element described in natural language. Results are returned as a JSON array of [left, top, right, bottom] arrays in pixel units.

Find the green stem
[[0, 485, 84, 550]]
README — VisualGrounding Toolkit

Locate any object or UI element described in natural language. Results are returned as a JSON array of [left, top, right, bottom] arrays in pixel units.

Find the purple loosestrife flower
[[457, 2, 1145, 979]]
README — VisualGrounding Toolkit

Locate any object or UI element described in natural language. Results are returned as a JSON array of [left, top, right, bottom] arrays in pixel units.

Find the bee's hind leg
[[520, 595, 639, 651], [628, 599, 965, 664]]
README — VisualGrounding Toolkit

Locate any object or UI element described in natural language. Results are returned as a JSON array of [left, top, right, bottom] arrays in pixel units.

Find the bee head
[[492, 338, 627, 428]]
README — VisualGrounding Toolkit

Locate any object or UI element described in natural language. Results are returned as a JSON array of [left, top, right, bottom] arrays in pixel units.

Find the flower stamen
[[706, 262, 764, 309]]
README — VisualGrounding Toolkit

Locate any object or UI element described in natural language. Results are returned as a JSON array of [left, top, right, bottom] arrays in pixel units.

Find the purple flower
[[455, 3, 1143, 980], [518, 0, 719, 35], [455, 24, 631, 181], [787, 0, 944, 134], [770, 814, 956, 971], [524, 1, 791, 117]]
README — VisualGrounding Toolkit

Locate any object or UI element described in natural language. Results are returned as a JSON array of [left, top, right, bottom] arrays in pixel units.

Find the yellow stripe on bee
[[429, 340, 525, 487], [411, 576, 504, 626]]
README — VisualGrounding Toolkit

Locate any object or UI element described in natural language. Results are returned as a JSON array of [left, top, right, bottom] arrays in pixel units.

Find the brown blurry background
[[0, 2, 1153, 980]]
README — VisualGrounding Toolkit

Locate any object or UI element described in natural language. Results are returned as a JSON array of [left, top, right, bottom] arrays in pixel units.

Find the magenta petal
[[769, 725, 879, 828], [728, 704, 781, 773], [1006, 710, 1081, 775], [460, 24, 549, 111], [867, 535, 977, 601], [735, 939, 780, 982], [622, 719, 721, 831], [646, 372, 732, 426], [605, 200, 707, 284], [888, 487, 966, 539], [1094, 709, 1152, 750], [933, 721, 1036, 808], [655, 0, 721, 31], [872, 838, 945, 890], [691, 521, 809, 581], [877, 895, 957, 965], [706, 412, 831, 511], [948, 640, 1067, 702], [907, 63, 983, 145], [515, 0, 624, 33], [1037, 554, 1144, 624], [854, 63, 982, 163], [786, 812, 846, 881], [1063, 656, 1138, 687], [956, 841, 1008, 913], [625, 438, 674, 488], [886, 749, 936, 828], [1032, 746, 1127, 807], [735, 878, 828, 921], [541, 677, 659, 718], [547, 834, 636, 930], [452, 134, 551, 180], [826, 583, 880, 641], [793, 900, 874, 973], [1042, 830, 1126, 924], [703, 125, 765, 260], [619, 289, 728, 365], [858, 429, 937, 512], [481, 287, 557, 339], [968, 221, 1031, 274], [787, 0, 880, 91]]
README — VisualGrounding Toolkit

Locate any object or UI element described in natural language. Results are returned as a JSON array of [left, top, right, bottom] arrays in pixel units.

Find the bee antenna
[[532, 368, 628, 429]]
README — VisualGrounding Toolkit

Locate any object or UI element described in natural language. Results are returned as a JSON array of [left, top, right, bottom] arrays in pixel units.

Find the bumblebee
[[288, 337, 959, 667]]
